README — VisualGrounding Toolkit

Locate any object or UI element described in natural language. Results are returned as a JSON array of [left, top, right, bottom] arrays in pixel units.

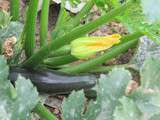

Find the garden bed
[[1, 0, 160, 120]]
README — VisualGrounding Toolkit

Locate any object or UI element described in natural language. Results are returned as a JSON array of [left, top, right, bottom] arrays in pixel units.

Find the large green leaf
[[61, 57, 160, 120], [129, 89, 160, 119], [114, 96, 142, 120], [61, 68, 132, 120], [140, 57, 160, 90], [128, 57, 160, 119], [62, 90, 85, 120], [141, 0, 160, 23], [149, 113, 160, 120], [0, 56, 39, 120], [95, 68, 131, 119], [110, 57, 160, 120], [126, 57, 160, 120]]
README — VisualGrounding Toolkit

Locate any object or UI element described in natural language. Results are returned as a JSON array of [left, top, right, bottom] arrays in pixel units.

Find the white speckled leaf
[[126, 57, 160, 119], [141, 0, 160, 23], [129, 89, 160, 119], [140, 57, 160, 90], [0, 56, 39, 120], [0, 22, 23, 44], [62, 68, 132, 120], [62, 90, 85, 120], [62, 58, 160, 120], [96, 68, 132, 120], [114, 96, 142, 120], [149, 113, 160, 120]]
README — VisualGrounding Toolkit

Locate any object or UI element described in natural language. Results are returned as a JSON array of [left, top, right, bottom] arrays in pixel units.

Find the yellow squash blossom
[[71, 34, 121, 59]]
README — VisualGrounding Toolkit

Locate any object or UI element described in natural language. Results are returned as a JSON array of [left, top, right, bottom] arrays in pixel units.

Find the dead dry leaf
[[3, 36, 17, 59]]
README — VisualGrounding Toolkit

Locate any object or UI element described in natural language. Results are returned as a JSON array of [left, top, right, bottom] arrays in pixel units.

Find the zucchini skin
[[9, 67, 97, 94]]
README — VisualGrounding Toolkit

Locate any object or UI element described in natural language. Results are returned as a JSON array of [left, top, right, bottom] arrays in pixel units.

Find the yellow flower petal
[[71, 34, 121, 59]]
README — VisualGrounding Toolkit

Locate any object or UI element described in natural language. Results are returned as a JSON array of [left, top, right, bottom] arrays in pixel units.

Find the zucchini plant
[[0, 0, 160, 119]]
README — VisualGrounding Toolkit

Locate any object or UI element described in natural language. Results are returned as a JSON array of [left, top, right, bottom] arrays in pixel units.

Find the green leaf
[[140, 57, 160, 90], [129, 89, 160, 118], [0, 56, 39, 120], [62, 90, 85, 120], [114, 96, 142, 120], [82, 97, 101, 120], [149, 113, 160, 120], [94, 0, 121, 10], [0, 56, 10, 91], [128, 57, 160, 119], [11, 75, 39, 120], [0, 22, 23, 44], [117, 1, 160, 45], [62, 90, 100, 120], [61, 68, 132, 120], [141, 0, 160, 23], [0, 10, 10, 29], [117, 1, 145, 32], [96, 68, 132, 120], [61, 57, 160, 120]]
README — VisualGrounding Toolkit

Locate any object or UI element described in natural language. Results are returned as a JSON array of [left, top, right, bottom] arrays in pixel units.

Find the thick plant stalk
[[24, 0, 39, 58], [34, 102, 58, 120], [44, 55, 78, 66], [10, 0, 20, 21], [59, 32, 143, 74], [49, 45, 71, 57], [40, 0, 50, 47], [22, 1, 133, 68]]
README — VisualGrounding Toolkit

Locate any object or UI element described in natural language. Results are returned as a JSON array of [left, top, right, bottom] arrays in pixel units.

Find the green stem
[[22, 1, 133, 68], [44, 55, 78, 66], [24, 0, 39, 58], [34, 102, 58, 120], [49, 45, 71, 57], [40, 0, 50, 47], [51, 4, 69, 39], [89, 64, 130, 73], [59, 32, 143, 74], [10, 0, 20, 21], [51, 0, 94, 39]]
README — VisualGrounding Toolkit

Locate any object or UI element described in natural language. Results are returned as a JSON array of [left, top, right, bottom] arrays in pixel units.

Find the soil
[[1, 1, 138, 120]]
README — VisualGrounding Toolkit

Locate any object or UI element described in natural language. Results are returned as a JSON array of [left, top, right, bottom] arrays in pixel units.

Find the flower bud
[[71, 34, 121, 59]]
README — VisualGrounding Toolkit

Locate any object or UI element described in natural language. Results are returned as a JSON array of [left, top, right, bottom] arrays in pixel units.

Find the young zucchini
[[9, 67, 97, 94]]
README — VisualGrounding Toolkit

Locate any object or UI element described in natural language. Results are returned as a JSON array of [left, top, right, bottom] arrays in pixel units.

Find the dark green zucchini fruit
[[9, 67, 97, 94]]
